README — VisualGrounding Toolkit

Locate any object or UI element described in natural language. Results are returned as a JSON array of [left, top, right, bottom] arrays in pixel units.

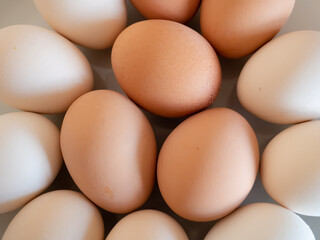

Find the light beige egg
[[157, 108, 259, 221], [34, 0, 127, 49], [204, 203, 315, 240], [237, 31, 320, 124], [2, 190, 104, 240], [129, 0, 200, 23], [60, 90, 157, 214], [106, 210, 188, 240], [0, 25, 93, 113], [111, 20, 221, 118], [261, 120, 320, 216], [200, 0, 295, 58]]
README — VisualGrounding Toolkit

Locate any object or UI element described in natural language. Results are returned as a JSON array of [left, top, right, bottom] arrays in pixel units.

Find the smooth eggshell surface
[[60, 90, 157, 214], [34, 0, 127, 49], [157, 108, 259, 222], [129, 0, 200, 23], [0, 25, 93, 113], [0, 112, 62, 214], [2, 190, 104, 240], [237, 30, 320, 124], [200, 0, 295, 58], [261, 121, 320, 216], [106, 209, 188, 240], [112, 20, 221, 118], [204, 203, 315, 240]]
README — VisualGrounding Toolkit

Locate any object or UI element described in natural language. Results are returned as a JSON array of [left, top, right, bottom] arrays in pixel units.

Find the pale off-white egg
[[0, 112, 62, 214], [237, 31, 320, 124], [106, 209, 189, 240], [2, 190, 104, 240], [0, 25, 93, 113], [204, 203, 315, 240], [34, 0, 127, 49]]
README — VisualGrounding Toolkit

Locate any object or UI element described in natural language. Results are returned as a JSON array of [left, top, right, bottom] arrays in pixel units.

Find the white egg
[[2, 190, 104, 240], [0, 112, 62, 214], [204, 203, 315, 240], [261, 121, 320, 216], [106, 209, 188, 240], [0, 25, 93, 113], [237, 31, 320, 124], [34, 0, 127, 49]]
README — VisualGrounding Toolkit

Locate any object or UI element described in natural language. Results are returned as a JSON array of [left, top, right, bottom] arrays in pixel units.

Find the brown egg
[[129, 0, 200, 23], [157, 108, 259, 222], [60, 90, 157, 214], [111, 20, 221, 118], [200, 0, 295, 58]]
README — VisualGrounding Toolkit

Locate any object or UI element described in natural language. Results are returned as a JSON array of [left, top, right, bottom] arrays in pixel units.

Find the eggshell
[[2, 190, 104, 240], [200, 0, 295, 58], [34, 0, 127, 49], [261, 121, 320, 216], [0, 112, 62, 214], [0, 25, 93, 113], [157, 108, 259, 222], [129, 0, 200, 23], [111, 20, 221, 118], [106, 210, 188, 240], [237, 31, 320, 124], [60, 90, 157, 214], [204, 203, 315, 240]]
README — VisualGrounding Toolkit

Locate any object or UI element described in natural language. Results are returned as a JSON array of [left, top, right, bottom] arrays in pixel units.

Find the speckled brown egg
[[129, 0, 200, 23], [111, 20, 221, 118], [200, 0, 295, 58], [60, 90, 157, 214]]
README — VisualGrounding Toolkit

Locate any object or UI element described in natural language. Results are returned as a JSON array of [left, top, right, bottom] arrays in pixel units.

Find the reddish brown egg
[[129, 0, 200, 23], [112, 20, 221, 118], [200, 0, 295, 58]]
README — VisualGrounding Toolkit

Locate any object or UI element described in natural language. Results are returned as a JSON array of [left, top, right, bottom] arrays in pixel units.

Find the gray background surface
[[0, 0, 319, 239]]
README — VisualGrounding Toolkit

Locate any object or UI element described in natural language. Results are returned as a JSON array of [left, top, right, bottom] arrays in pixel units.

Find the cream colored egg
[[261, 121, 320, 216], [204, 203, 315, 240], [157, 108, 259, 222], [60, 90, 157, 214], [2, 190, 104, 240], [0, 25, 93, 113], [34, 0, 127, 49], [0, 112, 62, 214], [237, 31, 320, 124], [106, 210, 188, 240]]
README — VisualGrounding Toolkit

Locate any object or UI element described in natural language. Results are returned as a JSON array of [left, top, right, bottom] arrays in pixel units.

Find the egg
[[200, 0, 295, 58], [0, 25, 93, 113], [204, 203, 315, 240], [2, 190, 104, 240], [157, 108, 259, 222], [129, 0, 200, 23], [0, 112, 62, 214], [237, 31, 320, 124], [106, 209, 188, 240], [111, 20, 221, 118], [34, 0, 127, 49], [261, 121, 320, 216], [60, 90, 157, 214]]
